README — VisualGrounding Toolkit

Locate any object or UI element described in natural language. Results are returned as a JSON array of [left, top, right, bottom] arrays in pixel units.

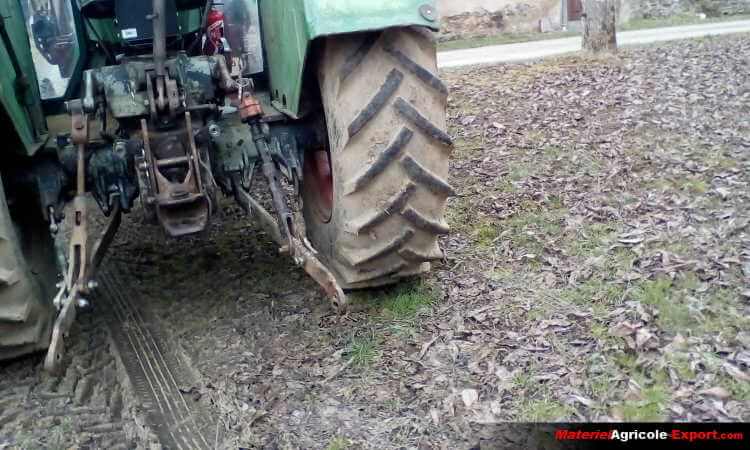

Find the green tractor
[[0, 0, 453, 370]]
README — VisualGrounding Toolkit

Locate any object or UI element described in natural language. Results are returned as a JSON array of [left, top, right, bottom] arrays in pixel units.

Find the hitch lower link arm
[[241, 118, 348, 312], [44, 101, 122, 373]]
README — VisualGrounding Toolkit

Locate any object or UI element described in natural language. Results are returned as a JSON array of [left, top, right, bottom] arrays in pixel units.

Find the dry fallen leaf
[[429, 408, 441, 425], [461, 389, 479, 409], [635, 327, 659, 350], [723, 362, 750, 383], [570, 394, 596, 408], [610, 320, 638, 337], [698, 387, 731, 400]]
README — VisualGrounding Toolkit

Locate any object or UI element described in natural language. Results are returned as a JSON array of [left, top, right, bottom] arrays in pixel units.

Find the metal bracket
[[139, 114, 212, 237], [44, 284, 78, 373], [44, 202, 121, 374]]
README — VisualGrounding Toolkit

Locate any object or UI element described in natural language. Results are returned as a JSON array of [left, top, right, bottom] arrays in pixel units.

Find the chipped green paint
[[259, 0, 439, 118]]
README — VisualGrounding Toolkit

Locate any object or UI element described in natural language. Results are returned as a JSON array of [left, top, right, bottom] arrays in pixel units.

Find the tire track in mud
[[0, 313, 145, 449], [100, 269, 213, 450]]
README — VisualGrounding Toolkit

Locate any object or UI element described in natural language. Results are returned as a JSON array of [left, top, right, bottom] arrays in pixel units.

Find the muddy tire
[[0, 174, 55, 360], [304, 28, 454, 289]]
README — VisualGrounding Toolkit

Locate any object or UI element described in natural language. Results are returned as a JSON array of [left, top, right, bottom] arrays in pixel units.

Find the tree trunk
[[582, 0, 617, 53]]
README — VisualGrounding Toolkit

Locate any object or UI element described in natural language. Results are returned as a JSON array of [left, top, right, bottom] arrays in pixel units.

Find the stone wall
[[436, 0, 750, 41], [627, 0, 750, 18], [438, 0, 562, 40], [439, 0, 521, 16]]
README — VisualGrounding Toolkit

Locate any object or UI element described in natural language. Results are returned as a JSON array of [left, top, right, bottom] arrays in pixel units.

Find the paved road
[[438, 20, 750, 68]]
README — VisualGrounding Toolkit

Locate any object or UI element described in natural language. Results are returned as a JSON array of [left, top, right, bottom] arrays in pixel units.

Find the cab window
[[21, 0, 80, 100]]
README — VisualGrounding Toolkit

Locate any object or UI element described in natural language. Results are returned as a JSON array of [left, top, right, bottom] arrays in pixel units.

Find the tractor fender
[[259, 0, 440, 118]]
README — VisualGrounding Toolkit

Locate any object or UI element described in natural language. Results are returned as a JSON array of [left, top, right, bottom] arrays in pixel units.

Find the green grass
[[451, 135, 485, 158], [590, 322, 610, 341], [47, 417, 74, 450], [345, 283, 438, 367], [722, 376, 750, 401], [614, 352, 639, 372], [379, 282, 437, 320], [628, 279, 748, 338], [633, 278, 694, 334], [497, 179, 519, 193], [677, 271, 701, 292], [347, 333, 379, 368], [619, 372, 672, 422], [473, 220, 501, 249], [561, 278, 625, 311], [345, 282, 438, 356], [667, 353, 696, 382], [619, 376, 671, 421], [518, 398, 572, 422], [698, 288, 749, 335], [512, 371, 534, 391], [445, 196, 476, 235], [680, 177, 709, 194], [327, 436, 351, 450], [438, 31, 577, 51], [497, 207, 568, 255], [620, 13, 750, 32], [567, 223, 618, 257], [508, 163, 534, 182]]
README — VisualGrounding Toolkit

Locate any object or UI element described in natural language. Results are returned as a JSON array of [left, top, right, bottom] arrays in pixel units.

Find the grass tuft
[[347, 333, 379, 368], [619, 378, 670, 421], [633, 278, 695, 333], [326, 436, 351, 450], [379, 282, 437, 320], [518, 398, 572, 422]]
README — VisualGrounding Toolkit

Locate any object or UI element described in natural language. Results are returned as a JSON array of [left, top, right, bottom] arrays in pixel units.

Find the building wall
[[633, 0, 750, 18], [439, 0, 523, 16], [438, 0, 563, 37], [437, 0, 750, 26]]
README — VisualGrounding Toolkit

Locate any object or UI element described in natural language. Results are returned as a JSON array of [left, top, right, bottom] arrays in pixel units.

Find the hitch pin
[[49, 206, 58, 234]]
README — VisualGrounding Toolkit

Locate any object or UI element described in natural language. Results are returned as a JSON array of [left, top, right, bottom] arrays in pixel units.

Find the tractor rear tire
[[0, 173, 55, 360], [304, 28, 454, 289]]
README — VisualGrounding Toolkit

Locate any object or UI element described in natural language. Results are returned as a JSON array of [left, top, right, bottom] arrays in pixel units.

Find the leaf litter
[[107, 35, 750, 448]]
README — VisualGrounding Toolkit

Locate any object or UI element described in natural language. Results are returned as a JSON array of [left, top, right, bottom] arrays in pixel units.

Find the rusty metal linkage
[[238, 94, 348, 312], [44, 102, 123, 373], [45, 101, 89, 373]]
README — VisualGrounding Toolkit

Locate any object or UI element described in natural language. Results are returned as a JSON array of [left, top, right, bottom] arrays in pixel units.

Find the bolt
[[419, 4, 437, 21], [49, 222, 59, 234], [87, 280, 99, 290], [77, 298, 90, 309], [208, 123, 221, 137]]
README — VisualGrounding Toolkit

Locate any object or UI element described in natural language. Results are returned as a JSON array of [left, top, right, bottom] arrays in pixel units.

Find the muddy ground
[[3, 34, 750, 449]]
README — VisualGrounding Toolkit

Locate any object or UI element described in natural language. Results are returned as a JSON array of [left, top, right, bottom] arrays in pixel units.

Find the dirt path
[[3, 34, 750, 450]]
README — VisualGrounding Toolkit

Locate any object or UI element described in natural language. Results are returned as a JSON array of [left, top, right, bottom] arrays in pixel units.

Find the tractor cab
[[23, 0, 262, 101], [22, 0, 80, 99]]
